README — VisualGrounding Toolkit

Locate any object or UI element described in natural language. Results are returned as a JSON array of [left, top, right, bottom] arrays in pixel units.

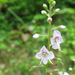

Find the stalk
[[44, 65, 46, 75], [48, 5, 51, 51]]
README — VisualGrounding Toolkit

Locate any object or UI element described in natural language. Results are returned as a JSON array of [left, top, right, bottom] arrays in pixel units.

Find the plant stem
[[48, 5, 51, 51], [44, 65, 46, 75], [8, 8, 25, 24]]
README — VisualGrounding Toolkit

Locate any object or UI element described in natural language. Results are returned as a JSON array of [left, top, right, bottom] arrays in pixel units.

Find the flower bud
[[69, 67, 72, 71], [33, 34, 39, 39], [55, 8, 60, 12], [52, 1, 56, 5], [73, 59, 75, 62], [60, 25, 66, 29], [43, 4, 47, 8], [41, 10, 47, 15], [47, 17, 52, 22]]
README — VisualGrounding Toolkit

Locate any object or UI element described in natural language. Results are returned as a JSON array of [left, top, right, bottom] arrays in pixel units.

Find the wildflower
[[36, 46, 54, 65], [58, 71, 69, 75], [58, 71, 63, 75], [69, 67, 72, 71], [41, 10, 47, 14], [51, 30, 63, 51], [33, 34, 39, 39], [55, 8, 60, 12], [43, 4, 47, 8], [60, 25, 66, 29], [47, 17, 52, 22]]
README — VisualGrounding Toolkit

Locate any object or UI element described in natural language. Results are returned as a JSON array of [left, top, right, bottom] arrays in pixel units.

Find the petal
[[64, 72, 69, 75], [36, 52, 42, 59], [42, 57, 48, 65], [51, 37, 55, 45], [53, 30, 61, 37], [52, 43, 60, 50], [58, 71, 63, 75], [40, 46, 49, 53], [59, 36, 63, 43], [47, 51, 54, 59]]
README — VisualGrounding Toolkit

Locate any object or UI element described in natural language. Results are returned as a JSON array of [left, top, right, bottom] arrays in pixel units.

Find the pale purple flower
[[51, 30, 63, 51], [58, 71, 63, 75], [69, 67, 72, 71], [36, 46, 54, 65], [58, 71, 69, 75], [60, 25, 66, 29], [55, 8, 60, 12], [33, 34, 39, 39], [47, 17, 52, 22]]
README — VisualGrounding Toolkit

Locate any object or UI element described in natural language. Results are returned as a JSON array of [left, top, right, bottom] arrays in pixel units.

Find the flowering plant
[[30, 0, 75, 75]]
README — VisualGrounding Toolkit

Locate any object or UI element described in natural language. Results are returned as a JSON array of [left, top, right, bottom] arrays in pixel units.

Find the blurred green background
[[0, 0, 75, 75]]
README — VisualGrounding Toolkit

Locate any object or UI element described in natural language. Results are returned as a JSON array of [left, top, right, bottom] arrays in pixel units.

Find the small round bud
[[73, 59, 75, 62], [43, 4, 47, 8], [33, 34, 39, 39], [41, 10, 47, 15], [55, 8, 60, 12], [52, 1, 56, 5], [47, 17, 52, 22], [60, 25, 66, 29], [69, 67, 72, 71]]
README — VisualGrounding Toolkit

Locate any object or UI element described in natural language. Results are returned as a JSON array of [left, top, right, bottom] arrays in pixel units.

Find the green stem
[[44, 65, 46, 75], [48, 22, 51, 50], [48, 5, 51, 50], [8, 8, 25, 24]]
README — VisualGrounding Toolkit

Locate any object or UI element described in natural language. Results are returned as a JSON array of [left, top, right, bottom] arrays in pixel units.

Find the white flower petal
[[48, 51, 54, 59], [52, 43, 59, 49], [53, 30, 61, 37], [64, 72, 69, 75], [58, 71, 63, 75], [40, 46, 49, 53], [42, 57, 48, 65], [59, 36, 63, 43], [51, 37, 55, 45], [36, 52, 42, 59]]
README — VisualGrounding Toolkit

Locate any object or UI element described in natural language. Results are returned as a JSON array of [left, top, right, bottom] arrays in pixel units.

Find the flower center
[[43, 53, 47, 56], [42, 52, 47, 56], [56, 38, 58, 41], [55, 36, 59, 42]]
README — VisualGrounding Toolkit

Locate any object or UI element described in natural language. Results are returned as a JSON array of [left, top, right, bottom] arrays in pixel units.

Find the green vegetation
[[0, 0, 75, 75]]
